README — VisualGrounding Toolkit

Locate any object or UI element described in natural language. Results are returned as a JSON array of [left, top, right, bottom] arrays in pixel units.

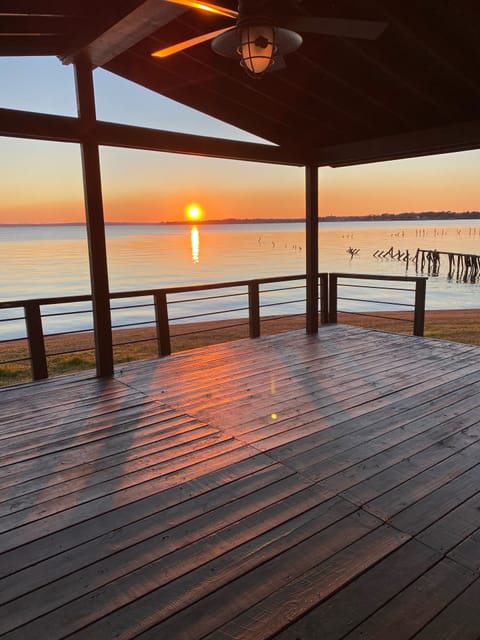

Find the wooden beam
[[95, 120, 305, 165], [314, 118, 480, 167], [0, 108, 81, 141], [305, 164, 319, 335], [62, 1, 187, 66], [0, 107, 305, 165], [74, 57, 114, 378]]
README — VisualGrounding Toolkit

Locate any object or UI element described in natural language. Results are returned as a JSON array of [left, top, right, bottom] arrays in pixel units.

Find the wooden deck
[[1, 324, 480, 639]]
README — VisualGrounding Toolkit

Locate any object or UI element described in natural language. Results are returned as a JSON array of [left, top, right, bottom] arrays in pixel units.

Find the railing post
[[154, 292, 171, 356], [319, 273, 329, 325], [328, 274, 338, 324], [413, 278, 426, 336], [24, 302, 48, 380], [248, 282, 260, 338]]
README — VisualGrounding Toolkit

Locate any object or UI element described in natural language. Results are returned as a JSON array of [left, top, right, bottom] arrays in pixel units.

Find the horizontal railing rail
[[328, 273, 427, 337], [0, 274, 329, 384], [0, 272, 425, 385]]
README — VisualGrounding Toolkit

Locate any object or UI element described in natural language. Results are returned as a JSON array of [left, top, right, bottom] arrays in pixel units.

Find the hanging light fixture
[[240, 23, 275, 75], [212, 21, 302, 78]]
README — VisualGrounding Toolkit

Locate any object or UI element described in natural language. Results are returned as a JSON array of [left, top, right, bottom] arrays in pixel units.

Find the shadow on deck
[[1, 324, 480, 639]]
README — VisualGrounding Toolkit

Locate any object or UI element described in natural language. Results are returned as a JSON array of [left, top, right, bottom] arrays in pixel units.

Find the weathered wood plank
[[273, 539, 441, 640], [339, 559, 478, 640], [1, 326, 480, 640], [45, 509, 381, 640], [202, 525, 410, 640], [412, 576, 480, 640], [0, 472, 324, 631], [448, 530, 480, 571]]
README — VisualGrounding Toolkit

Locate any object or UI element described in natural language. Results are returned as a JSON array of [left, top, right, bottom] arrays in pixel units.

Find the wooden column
[[305, 164, 319, 334], [74, 57, 114, 377]]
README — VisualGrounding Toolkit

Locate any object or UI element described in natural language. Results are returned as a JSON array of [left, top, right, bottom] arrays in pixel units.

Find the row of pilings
[[373, 246, 480, 282]]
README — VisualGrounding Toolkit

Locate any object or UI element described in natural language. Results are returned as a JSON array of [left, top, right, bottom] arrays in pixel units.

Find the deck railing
[[0, 274, 328, 383], [328, 273, 427, 336], [0, 272, 426, 384]]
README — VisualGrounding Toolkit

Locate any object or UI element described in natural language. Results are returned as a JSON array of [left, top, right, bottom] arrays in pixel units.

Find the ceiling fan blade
[[151, 26, 234, 57], [163, 0, 238, 19], [284, 16, 388, 40]]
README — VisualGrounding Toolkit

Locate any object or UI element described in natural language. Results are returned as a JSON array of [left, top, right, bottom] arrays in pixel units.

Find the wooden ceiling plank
[[0, 16, 83, 34], [61, 1, 188, 66], [0, 0, 84, 16], [0, 35, 66, 55], [371, 1, 480, 103], [106, 46, 297, 145]]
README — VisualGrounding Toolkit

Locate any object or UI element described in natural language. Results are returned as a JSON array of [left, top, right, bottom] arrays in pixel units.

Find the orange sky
[[2, 58, 480, 224], [3, 137, 480, 224]]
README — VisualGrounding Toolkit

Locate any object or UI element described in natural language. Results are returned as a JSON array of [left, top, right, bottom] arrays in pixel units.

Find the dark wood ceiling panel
[[2, 1, 480, 165]]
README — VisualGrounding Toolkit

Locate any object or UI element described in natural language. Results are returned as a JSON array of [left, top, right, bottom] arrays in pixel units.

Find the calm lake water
[[1, 220, 479, 338]]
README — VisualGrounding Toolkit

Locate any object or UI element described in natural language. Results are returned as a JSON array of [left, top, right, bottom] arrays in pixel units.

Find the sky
[[2, 56, 480, 224]]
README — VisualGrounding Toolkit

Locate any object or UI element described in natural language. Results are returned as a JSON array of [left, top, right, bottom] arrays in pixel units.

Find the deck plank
[[1, 325, 480, 640]]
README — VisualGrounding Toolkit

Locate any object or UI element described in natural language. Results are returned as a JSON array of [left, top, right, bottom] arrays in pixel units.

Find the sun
[[185, 203, 203, 222]]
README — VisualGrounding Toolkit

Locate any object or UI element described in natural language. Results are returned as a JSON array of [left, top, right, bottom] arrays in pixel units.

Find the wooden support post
[[248, 282, 261, 338], [75, 57, 114, 378], [154, 292, 171, 356], [413, 278, 426, 337], [319, 273, 329, 325], [305, 164, 319, 334], [328, 274, 338, 324], [24, 302, 48, 380]]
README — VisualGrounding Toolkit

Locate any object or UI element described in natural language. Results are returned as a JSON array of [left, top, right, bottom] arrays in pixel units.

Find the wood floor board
[[204, 359, 480, 438], [143, 343, 476, 415], [0, 464, 297, 603], [232, 361, 480, 448], [132, 334, 422, 403], [342, 436, 480, 507], [0, 445, 276, 554], [338, 558, 478, 640], [448, 530, 480, 572], [0, 456, 287, 580], [0, 427, 230, 519], [304, 408, 480, 487], [415, 488, 480, 554], [0, 415, 212, 496], [46, 508, 381, 640], [1, 326, 480, 639], [273, 539, 441, 640], [411, 575, 480, 640], [0, 404, 195, 467], [0, 390, 151, 438], [388, 463, 480, 535], [263, 386, 480, 466], [0, 472, 324, 633]]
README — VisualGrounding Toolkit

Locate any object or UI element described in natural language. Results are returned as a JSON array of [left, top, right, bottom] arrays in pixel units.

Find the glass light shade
[[212, 26, 302, 77], [240, 24, 275, 75]]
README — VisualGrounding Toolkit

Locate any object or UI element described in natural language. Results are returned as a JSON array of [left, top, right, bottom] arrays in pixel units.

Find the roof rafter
[[61, 1, 187, 66]]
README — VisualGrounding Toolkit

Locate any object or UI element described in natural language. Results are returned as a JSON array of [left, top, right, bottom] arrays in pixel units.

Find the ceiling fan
[[151, 0, 387, 78]]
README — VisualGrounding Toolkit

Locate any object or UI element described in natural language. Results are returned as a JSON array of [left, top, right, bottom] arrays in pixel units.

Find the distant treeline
[[319, 211, 480, 222], [163, 211, 480, 224]]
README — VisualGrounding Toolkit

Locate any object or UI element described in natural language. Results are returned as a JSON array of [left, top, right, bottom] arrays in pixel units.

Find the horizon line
[[2, 211, 480, 226]]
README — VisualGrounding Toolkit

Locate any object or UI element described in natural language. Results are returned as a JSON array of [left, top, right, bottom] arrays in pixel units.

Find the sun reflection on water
[[191, 225, 200, 263]]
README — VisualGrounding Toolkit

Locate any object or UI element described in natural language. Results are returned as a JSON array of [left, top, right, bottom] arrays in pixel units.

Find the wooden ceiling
[[3, 1, 480, 167]]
